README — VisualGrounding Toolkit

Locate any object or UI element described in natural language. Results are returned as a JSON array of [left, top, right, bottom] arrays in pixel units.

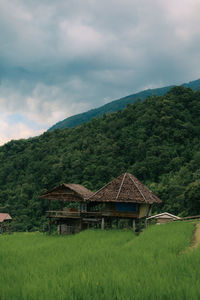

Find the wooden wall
[[157, 218, 173, 224], [139, 204, 149, 218], [58, 219, 82, 235]]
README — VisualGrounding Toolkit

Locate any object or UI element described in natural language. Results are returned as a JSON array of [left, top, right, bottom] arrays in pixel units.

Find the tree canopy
[[0, 86, 200, 231]]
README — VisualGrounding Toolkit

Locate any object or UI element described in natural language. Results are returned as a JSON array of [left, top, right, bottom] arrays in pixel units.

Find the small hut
[[147, 212, 180, 224], [40, 183, 93, 234], [0, 213, 12, 233]]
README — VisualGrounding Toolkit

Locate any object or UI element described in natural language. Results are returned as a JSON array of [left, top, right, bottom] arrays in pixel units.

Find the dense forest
[[49, 78, 200, 130], [0, 86, 200, 231]]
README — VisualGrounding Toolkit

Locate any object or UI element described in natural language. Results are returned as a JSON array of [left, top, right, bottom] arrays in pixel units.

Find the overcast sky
[[0, 0, 200, 145]]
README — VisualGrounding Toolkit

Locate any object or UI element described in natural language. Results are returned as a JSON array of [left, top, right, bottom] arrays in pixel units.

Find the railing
[[46, 210, 81, 218], [46, 210, 138, 218], [176, 215, 200, 221]]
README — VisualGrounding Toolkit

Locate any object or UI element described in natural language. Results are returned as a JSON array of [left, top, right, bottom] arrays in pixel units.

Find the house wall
[[139, 204, 149, 218], [157, 218, 174, 224], [42, 186, 83, 202], [58, 219, 81, 235]]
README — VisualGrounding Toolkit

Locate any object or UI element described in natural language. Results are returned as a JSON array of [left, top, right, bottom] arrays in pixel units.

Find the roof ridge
[[147, 212, 180, 219], [115, 173, 127, 201], [128, 174, 147, 203]]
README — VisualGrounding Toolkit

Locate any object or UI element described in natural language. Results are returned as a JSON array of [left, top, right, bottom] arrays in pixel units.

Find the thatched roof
[[0, 213, 12, 223], [40, 183, 93, 202], [87, 173, 162, 204]]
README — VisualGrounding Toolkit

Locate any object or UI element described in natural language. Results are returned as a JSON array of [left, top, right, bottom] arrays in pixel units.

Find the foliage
[[0, 223, 200, 299], [0, 86, 200, 230]]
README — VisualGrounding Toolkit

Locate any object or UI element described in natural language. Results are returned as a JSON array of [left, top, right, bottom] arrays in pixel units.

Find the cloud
[[0, 0, 200, 144], [0, 112, 44, 145]]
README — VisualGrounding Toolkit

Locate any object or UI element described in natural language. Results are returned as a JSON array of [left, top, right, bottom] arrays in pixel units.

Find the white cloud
[[0, 113, 45, 145], [59, 20, 105, 56]]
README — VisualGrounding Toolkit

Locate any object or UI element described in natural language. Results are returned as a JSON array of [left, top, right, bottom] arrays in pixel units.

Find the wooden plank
[[175, 215, 200, 221], [132, 219, 136, 232], [101, 218, 105, 230], [47, 215, 81, 219]]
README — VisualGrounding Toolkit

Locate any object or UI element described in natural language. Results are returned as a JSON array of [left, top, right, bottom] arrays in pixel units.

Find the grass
[[0, 222, 200, 300]]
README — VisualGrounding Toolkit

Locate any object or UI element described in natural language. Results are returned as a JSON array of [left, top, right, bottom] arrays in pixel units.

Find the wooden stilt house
[[40, 173, 161, 234], [40, 184, 93, 234], [0, 213, 12, 234], [86, 173, 162, 230]]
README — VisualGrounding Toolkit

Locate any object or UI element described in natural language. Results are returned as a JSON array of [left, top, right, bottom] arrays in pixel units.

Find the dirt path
[[190, 223, 200, 249]]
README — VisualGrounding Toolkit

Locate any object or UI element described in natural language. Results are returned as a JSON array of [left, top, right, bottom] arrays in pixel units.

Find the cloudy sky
[[0, 0, 200, 145]]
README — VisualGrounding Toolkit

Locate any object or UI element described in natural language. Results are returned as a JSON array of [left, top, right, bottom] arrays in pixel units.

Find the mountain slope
[[48, 78, 200, 131], [0, 86, 200, 231]]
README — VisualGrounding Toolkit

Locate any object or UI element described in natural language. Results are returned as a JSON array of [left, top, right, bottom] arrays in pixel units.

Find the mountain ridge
[[48, 78, 200, 131]]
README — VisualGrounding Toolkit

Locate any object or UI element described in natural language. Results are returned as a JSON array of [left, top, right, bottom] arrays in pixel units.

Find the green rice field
[[0, 222, 200, 300]]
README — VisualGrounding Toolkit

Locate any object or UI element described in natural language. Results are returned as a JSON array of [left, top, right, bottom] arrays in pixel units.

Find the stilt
[[48, 200, 51, 211], [49, 219, 52, 234], [132, 219, 136, 232], [107, 218, 112, 229], [144, 218, 147, 229], [138, 219, 142, 233], [59, 221, 62, 235], [110, 218, 112, 229], [7, 224, 10, 234], [116, 217, 119, 229], [101, 217, 105, 230]]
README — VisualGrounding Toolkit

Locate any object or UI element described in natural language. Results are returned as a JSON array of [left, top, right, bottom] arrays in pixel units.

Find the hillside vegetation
[[0, 86, 200, 231], [1, 223, 200, 300], [49, 78, 200, 130]]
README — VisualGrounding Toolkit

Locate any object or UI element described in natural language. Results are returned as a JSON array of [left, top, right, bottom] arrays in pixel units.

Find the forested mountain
[[0, 86, 200, 231], [49, 78, 200, 131]]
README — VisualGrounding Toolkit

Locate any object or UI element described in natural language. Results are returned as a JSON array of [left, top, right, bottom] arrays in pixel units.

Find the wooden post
[[132, 219, 136, 232], [49, 220, 51, 234], [101, 217, 105, 230], [116, 217, 119, 229], [58, 223, 60, 235], [138, 219, 142, 233], [109, 218, 112, 229], [144, 218, 147, 229]]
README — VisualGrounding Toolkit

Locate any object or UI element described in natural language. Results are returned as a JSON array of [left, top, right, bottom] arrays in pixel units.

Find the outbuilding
[[147, 212, 180, 224], [0, 213, 12, 233]]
